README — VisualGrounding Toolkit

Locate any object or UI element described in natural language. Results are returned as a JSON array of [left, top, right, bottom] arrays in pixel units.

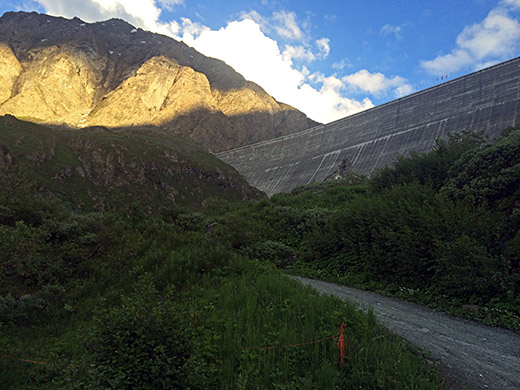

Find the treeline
[[211, 128, 520, 330]]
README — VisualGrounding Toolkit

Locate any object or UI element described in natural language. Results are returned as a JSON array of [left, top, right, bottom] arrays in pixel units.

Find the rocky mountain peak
[[0, 11, 318, 151]]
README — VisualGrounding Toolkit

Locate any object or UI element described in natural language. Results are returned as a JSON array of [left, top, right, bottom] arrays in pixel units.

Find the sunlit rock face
[[86, 56, 218, 127], [218, 57, 520, 196], [0, 44, 22, 105], [0, 45, 103, 123], [0, 11, 318, 152]]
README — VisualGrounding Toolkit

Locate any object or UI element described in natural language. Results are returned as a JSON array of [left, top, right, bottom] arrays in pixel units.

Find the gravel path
[[291, 276, 520, 390]]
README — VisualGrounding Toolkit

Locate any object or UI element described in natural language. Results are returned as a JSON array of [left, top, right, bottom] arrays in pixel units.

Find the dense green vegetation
[[0, 195, 443, 389], [0, 115, 263, 212], [2, 124, 519, 388]]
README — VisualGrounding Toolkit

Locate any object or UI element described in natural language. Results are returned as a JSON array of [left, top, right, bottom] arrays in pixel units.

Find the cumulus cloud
[[178, 18, 374, 122], [282, 45, 316, 62], [316, 38, 330, 59], [281, 38, 330, 63], [304, 73, 374, 121], [181, 18, 306, 93], [176, 17, 208, 40], [343, 70, 413, 98], [422, 6, 520, 74]]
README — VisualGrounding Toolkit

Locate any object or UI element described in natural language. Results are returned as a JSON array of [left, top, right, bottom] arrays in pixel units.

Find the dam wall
[[217, 57, 520, 196]]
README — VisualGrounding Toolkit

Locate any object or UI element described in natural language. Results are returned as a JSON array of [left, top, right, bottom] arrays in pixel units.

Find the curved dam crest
[[217, 57, 520, 196]]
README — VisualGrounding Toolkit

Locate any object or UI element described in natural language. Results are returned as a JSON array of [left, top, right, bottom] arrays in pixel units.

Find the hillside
[[0, 115, 263, 210], [0, 11, 318, 153]]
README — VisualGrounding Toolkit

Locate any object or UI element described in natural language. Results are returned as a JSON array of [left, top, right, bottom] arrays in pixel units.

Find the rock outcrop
[[0, 11, 318, 152]]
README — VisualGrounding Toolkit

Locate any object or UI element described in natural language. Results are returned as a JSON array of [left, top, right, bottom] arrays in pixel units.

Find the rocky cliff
[[0, 11, 317, 152]]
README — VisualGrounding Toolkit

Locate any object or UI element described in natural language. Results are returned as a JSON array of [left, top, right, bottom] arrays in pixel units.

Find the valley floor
[[292, 276, 520, 390]]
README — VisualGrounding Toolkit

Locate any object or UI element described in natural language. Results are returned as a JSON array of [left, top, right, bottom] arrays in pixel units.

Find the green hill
[[0, 115, 263, 211]]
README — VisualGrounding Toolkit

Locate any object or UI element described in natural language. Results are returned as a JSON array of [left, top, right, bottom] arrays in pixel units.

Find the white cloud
[[282, 45, 316, 62], [281, 38, 330, 63], [180, 19, 306, 93], [316, 38, 330, 59], [272, 10, 303, 40], [158, 0, 184, 11], [302, 74, 374, 122], [176, 17, 208, 40], [342, 69, 413, 98], [332, 59, 353, 70], [177, 18, 376, 122], [422, 7, 520, 74], [502, 0, 520, 9], [395, 84, 414, 98], [458, 10, 520, 58], [239, 10, 266, 25]]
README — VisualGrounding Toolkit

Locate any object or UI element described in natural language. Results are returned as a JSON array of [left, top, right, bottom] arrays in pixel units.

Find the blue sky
[[2, 0, 520, 123]]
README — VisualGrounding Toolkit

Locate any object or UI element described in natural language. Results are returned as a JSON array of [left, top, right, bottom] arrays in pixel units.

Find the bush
[[371, 131, 486, 191], [0, 285, 65, 325], [78, 276, 199, 389], [247, 240, 295, 268]]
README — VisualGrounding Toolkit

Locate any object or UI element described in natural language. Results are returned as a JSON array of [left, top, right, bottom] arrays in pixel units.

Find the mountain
[[0, 11, 318, 153], [0, 115, 264, 211]]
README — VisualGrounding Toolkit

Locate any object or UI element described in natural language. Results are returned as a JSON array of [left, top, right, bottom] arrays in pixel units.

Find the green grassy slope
[[0, 115, 264, 211]]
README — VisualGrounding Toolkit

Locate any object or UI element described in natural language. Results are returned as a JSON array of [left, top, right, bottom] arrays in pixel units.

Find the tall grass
[[193, 266, 443, 389]]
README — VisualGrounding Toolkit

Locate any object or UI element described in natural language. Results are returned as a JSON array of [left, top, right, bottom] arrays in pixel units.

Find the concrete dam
[[217, 57, 520, 196]]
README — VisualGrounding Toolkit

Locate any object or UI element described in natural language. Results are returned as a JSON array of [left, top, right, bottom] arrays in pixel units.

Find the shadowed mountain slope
[[0, 115, 264, 211]]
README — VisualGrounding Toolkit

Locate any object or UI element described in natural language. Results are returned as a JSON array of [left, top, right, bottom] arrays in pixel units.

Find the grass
[[189, 265, 444, 389], [0, 258, 446, 389]]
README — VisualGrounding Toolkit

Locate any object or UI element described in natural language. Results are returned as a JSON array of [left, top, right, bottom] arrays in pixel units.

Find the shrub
[[78, 276, 198, 389]]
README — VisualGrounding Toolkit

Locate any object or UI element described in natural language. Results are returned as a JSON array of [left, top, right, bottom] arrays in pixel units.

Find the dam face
[[217, 57, 520, 196]]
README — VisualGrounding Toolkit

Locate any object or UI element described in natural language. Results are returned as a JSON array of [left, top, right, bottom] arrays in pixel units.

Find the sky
[[2, 0, 520, 123]]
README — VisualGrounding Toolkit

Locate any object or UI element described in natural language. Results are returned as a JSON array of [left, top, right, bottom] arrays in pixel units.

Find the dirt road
[[292, 276, 520, 390]]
